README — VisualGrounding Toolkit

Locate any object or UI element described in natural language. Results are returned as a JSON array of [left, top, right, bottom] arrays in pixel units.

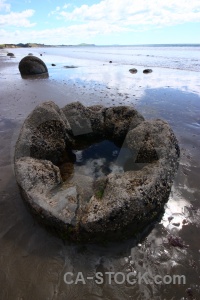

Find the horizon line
[[1, 42, 200, 47]]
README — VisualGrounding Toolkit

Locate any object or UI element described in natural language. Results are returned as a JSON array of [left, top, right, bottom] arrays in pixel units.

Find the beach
[[0, 46, 200, 299]]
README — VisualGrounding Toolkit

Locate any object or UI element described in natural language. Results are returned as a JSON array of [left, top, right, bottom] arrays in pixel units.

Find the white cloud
[[63, 3, 69, 9], [1, 0, 200, 44], [0, 9, 35, 27], [49, 3, 70, 16], [0, 22, 91, 42], [45, 0, 200, 43], [0, 20, 126, 44], [54, 0, 200, 30], [0, 0, 10, 12]]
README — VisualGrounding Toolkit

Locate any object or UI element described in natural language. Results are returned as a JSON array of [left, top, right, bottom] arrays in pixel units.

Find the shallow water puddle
[[60, 140, 136, 181], [74, 140, 124, 179]]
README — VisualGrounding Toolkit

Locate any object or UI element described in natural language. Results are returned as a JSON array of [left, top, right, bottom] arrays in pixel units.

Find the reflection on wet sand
[[20, 73, 49, 79]]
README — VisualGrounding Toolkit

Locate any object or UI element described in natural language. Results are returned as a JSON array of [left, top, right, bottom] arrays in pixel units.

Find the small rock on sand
[[64, 65, 78, 68], [129, 68, 138, 74], [7, 53, 15, 57], [143, 69, 153, 74]]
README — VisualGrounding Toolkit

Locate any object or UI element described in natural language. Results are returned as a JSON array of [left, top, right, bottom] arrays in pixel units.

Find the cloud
[[0, 0, 10, 12], [53, 0, 200, 30], [0, 0, 35, 27], [0, 20, 126, 45], [63, 4, 69, 9], [1, 0, 199, 44], [49, 3, 70, 16], [0, 9, 35, 27]]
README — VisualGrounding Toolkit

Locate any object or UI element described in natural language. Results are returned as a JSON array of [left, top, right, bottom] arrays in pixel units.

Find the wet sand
[[0, 50, 200, 300]]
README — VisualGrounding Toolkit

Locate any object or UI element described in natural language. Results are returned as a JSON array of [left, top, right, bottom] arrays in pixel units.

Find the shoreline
[[1, 49, 199, 120], [1, 45, 200, 72], [1, 49, 200, 163]]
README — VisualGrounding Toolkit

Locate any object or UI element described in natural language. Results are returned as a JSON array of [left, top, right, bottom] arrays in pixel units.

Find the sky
[[0, 0, 200, 45]]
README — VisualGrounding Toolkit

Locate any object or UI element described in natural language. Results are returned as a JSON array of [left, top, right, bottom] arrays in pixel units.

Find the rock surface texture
[[18, 55, 48, 78], [14, 101, 180, 242]]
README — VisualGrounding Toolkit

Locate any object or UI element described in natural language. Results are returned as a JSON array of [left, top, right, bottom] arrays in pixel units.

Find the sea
[[4, 44, 200, 72], [45, 44, 200, 72]]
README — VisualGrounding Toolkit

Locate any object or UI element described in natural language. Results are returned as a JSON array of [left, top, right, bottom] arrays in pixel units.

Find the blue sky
[[0, 0, 200, 45]]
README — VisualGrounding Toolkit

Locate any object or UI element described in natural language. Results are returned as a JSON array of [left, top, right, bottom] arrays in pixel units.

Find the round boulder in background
[[18, 55, 49, 78], [7, 53, 15, 57], [129, 68, 138, 74], [143, 69, 153, 74]]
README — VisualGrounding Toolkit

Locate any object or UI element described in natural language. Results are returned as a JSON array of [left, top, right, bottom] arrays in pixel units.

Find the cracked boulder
[[14, 101, 180, 242]]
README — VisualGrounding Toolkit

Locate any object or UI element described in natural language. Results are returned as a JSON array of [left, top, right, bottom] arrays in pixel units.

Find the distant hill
[[1, 43, 96, 48], [77, 43, 95, 46], [1, 43, 49, 48]]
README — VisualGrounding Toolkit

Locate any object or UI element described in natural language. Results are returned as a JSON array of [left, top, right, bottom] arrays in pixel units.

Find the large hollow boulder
[[14, 101, 180, 242], [18, 55, 48, 78]]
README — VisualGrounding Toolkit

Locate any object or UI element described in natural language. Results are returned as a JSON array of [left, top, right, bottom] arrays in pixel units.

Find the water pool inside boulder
[[59, 139, 144, 182], [74, 140, 122, 178]]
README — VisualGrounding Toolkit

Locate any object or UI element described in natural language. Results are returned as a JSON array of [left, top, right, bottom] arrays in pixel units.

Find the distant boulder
[[129, 68, 138, 74], [28, 53, 33, 56], [7, 53, 15, 57], [143, 69, 153, 74], [51, 63, 56, 66], [18, 55, 48, 78], [64, 65, 78, 68], [109, 61, 112, 63]]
